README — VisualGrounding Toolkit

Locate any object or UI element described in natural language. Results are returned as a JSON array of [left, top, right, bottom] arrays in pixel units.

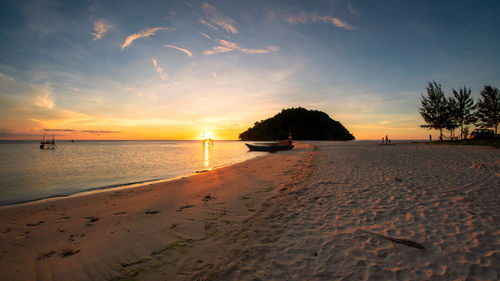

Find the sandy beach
[[0, 141, 499, 280]]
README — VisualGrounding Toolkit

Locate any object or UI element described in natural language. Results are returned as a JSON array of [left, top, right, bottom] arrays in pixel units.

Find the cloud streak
[[33, 90, 55, 109], [199, 19, 218, 30], [151, 58, 168, 80], [91, 20, 112, 41], [121, 27, 168, 50], [43, 129, 121, 134], [286, 12, 356, 30], [201, 3, 238, 34], [348, 4, 359, 15], [203, 39, 279, 55], [164, 44, 193, 57], [199, 31, 211, 40], [43, 128, 76, 132], [1, 73, 55, 110], [82, 130, 121, 134]]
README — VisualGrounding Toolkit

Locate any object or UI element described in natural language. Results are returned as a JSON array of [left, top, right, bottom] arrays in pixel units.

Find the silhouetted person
[[429, 134, 432, 142]]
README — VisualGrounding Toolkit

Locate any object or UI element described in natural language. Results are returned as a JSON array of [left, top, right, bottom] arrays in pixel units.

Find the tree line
[[419, 81, 500, 140]]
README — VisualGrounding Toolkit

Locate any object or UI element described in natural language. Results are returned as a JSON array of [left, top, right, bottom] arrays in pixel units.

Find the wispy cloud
[[121, 27, 168, 50], [199, 19, 218, 30], [91, 19, 112, 41], [34, 90, 55, 109], [88, 0, 97, 13], [203, 39, 279, 55], [199, 31, 211, 40], [0, 129, 43, 138], [43, 128, 76, 132], [348, 4, 359, 15], [164, 44, 193, 57], [151, 58, 168, 80], [43, 128, 121, 134], [201, 3, 238, 34], [124, 87, 144, 97], [1, 73, 55, 110], [82, 130, 121, 134], [0, 73, 13, 81], [286, 12, 356, 30], [184, 1, 193, 8], [164, 11, 176, 21]]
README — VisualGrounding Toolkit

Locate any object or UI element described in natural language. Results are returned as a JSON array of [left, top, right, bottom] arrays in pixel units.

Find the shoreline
[[0, 152, 268, 208], [0, 142, 314, 280], [0, 161, 263, 209]]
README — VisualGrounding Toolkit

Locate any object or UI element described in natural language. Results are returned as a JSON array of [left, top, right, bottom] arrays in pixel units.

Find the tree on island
[[476, 85, 500, 134], [239, 107, 355, 141]]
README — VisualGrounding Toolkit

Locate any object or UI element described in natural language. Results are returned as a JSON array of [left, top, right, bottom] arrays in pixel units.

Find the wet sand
[[0, 142, 499, 280]]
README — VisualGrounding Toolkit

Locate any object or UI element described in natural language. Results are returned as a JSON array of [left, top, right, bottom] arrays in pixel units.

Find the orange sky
[[2, 1, 497, 141]]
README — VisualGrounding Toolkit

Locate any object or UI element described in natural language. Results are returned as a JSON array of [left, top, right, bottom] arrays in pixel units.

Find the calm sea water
[[0, 140, 266, 205]]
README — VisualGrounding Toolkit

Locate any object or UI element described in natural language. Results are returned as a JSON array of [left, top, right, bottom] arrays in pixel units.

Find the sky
[[1, 0, 499, 140]]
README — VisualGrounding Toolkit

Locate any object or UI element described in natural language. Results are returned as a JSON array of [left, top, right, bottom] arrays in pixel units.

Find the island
[[239, 107, 355, 141]]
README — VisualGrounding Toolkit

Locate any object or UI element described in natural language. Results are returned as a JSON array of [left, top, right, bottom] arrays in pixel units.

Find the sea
[[0, 140, 266, 205]]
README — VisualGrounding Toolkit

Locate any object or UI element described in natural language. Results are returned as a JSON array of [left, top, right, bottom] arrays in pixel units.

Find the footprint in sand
[[176, 205, 194, 212], [60, 248, 80, 257], [84, 216, 99, 222], [37, 250, 56, 260], [202, 194, 216, 202], [26, 221, 44, 227], [83, 216, 99, 226]]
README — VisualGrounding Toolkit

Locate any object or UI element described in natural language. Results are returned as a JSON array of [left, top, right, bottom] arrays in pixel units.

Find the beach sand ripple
[[183, 142, 499, 281]]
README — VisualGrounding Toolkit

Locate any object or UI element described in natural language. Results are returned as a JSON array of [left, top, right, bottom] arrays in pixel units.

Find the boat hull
[[245, 143, 294, 152]]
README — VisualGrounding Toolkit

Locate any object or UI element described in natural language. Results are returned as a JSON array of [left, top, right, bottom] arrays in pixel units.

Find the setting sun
[[201, 129, 215, 140]]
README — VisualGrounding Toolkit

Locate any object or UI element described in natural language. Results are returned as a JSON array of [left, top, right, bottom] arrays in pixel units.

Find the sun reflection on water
[[203, 140, 213, 168]]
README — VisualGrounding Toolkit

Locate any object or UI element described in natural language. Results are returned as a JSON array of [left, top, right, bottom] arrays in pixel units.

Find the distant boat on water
[[40, 135, 56, 149]]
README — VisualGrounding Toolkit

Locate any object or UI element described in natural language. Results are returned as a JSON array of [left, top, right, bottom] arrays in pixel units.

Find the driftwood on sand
[[360, 229, 425, 250]]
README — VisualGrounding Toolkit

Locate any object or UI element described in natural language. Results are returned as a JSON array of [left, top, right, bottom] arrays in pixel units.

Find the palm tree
[[452, 86, 476, 139], [476, 85, 500, 134], [419, 81, 448, 140]]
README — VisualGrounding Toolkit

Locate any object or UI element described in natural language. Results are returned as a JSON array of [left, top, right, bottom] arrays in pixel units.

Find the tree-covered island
[[239, 107, 355, 141]]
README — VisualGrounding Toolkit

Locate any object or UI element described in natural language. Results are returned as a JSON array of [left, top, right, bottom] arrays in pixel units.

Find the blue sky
[[1, 0, 499, 139]]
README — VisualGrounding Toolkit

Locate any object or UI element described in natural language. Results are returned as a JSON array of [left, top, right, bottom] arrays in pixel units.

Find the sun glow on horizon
[[201, 129, 215, 140]]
